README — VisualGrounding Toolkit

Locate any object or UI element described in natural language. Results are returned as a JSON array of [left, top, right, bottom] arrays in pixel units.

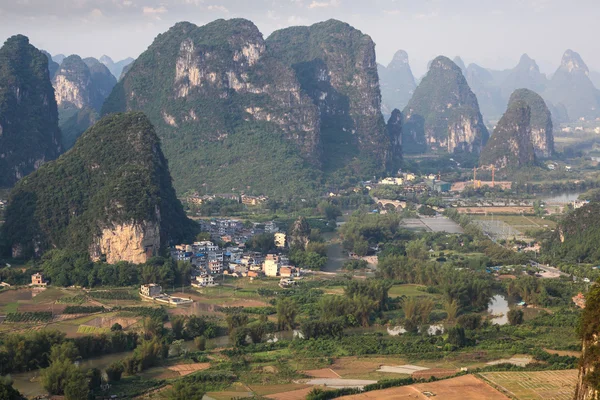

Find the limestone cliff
[[288, 217, 311, 250], [0, 35, 62, 187], [574, 274, 600, 400], [508, 89, 554, 158], [53, 55, 116, 149], [378, 50, 417, 116], [1, 112, 196, 262], [90, 221, 160, 264], [102, 19, 321, 197], [402, 56, 489, 154], [545, 49, 600, 121], [479, 100, 536, 169], [267, 19, 393, 174], [387, 109, 403, 168]]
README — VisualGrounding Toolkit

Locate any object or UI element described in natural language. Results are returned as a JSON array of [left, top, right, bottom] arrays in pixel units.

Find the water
[[488, 294, 510, 325], [538, 192, 584, 204]]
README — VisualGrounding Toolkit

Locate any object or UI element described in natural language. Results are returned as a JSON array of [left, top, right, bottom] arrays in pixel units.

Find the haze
[[0, 0, 598, 77]]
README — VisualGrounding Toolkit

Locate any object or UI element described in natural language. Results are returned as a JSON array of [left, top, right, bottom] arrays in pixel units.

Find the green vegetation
[[1, 112, 197, 258], [5, 311, 52, 323], [0, 35, 61, 188], [402, 56, 488, 154]]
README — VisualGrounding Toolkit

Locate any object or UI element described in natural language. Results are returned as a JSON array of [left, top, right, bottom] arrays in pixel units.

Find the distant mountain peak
[[99, 55, 114, 64], [517, 53, 540, 72], [561, 49, 589, 75], [389, 50, 409, 68], [430, 56, 461, 72], [453, 56, 466, 71]]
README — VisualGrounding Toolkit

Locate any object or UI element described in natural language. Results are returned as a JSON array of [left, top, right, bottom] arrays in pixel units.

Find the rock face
[[267, 19, 394, 173], [99, 55, 134, 80], [547, 202, 600, 263], [1, 112, 195, 262], [402, 56, 489, 154], [378, 50, 417, 116], [545, 49, 600, 121], [103, 19, 323, 196], [508, 89, 553, 158], [0, 35, 62, 187], [53, 55, 116, 149], [479, 100, 536, 169], [41, 50, 59, 79], [90, 222, 160, 265], [500, 54, 548, 99], [575, 249, 600, 400], [387, 109, 403, 167], [288, 217, 311, 250]]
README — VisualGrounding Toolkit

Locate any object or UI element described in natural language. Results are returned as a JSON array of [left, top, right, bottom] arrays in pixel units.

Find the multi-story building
[[140, 284, 162, 298], [274, 232, 286, 248], [264, 254, 280, 277]]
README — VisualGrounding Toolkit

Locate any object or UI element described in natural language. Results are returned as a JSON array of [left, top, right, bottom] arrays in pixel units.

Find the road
[[530, 260, 568, 278]]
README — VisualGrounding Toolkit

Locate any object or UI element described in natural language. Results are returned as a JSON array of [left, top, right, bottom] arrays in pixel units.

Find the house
[[279, 278, 296, 288], [379, 177, 403, 185], [31, 273, 47, 286], [433, 180, 451, 193], [275, 232, 287, 248], [279, 266, 294, 278], [263, 254, 281, 277], [192, 274, 216, 288], [247, 270, 260, 278], [140, 284, 162, 298], [241, 195, 268, 206], [573, 293, 586, 309]]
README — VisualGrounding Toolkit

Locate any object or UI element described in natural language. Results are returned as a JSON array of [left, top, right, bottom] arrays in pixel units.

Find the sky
[[0, 0, 598, 77]]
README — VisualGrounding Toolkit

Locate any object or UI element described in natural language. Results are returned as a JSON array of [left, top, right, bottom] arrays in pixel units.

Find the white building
[[140, 284, 162, 298], [192, 274, 215, 287], [263, 254, 280, 277]]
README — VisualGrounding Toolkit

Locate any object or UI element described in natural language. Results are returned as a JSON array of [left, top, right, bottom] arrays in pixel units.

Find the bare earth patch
[[340, 375, 509, 399], [303, 368, 341, 378], [167, 362, 210, 376]]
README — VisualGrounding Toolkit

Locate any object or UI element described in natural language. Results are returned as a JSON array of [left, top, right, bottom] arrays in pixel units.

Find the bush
[[63, 306, 105, 314], [194, 336, 207, 351], [106, 362, 124, 382], [507, 309, 524, 326]]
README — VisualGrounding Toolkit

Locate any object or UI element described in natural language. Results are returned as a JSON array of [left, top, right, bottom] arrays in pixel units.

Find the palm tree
[[276, 298, 298, 330], [353, 295, 377, 327], [444, 299, 459, 323]]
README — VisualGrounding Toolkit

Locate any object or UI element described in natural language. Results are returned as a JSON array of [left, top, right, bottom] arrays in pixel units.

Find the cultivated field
[[340, 375, 509, 399], [479, 370, 578, 400]]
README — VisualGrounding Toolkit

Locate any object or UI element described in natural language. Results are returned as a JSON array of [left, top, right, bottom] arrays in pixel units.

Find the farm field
[[339, 375, 509, 399], [475, 215, 557, 230], [479, 370, 578, 400]]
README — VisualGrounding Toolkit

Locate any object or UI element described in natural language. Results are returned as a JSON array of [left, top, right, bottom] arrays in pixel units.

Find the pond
[[538, 191, 584, 204], [488, 294, 510, 325]]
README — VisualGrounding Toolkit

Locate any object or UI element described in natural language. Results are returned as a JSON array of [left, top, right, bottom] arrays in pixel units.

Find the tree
[[406, 238, 428, 261], [276, 298, 298, 330], [353, 295, 377, 327], [64, 368, 89, 400], [0, 377, 24, 400], [507, 309, 524, 326], [196, 232, 211, 241], [457, 314, 482, 331], [444, 300, 459, 322], [447, 326, 466, 348], [171, 315, 186, 339], [49, 342, 79, 363], [167, 381, 205, 400], [194, 336, 206, 351], [143, 317, 164, 339], [105, 362, 124, 382], [111, 323, 123, 332]]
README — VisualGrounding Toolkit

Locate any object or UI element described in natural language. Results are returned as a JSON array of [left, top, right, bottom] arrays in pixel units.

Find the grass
[[474, 215, 557, 229], [388, 284, 438, 298], [31, 287, 68, 304], [3, 302, 17, 313], [77, 325, 109, 334]]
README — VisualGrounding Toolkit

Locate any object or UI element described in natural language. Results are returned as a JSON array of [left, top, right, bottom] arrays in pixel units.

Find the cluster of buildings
[[171, 236, 299, 288], [140, 284, 193, 305], [186, 193, 268, 206], [198, 218, 279, 244], [366, 172, 450, 194]]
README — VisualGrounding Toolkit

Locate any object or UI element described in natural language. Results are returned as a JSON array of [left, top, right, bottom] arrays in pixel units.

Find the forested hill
[[546, 202, 600, 263], [1, 112, 196, 261], [0, 35, 62, 187], [102, 19, 324, 197]]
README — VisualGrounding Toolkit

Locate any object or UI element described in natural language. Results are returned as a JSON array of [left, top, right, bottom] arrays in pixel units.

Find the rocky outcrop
[[479, 100, 536, 169], [545, 49, 600, 121], [508, 89, 554, 158], [90, 221, 160, 264], [387, 109, 403, 168], [53, 55, 116, 149], [500, 54, 548, 99], [102, 19, 322, 196], [267, 19, 392, 174], [402, 56, 489, 154], [0, 35, 62, 187], [1, 112, 195, 261], [574, 265, 600, 400], [378, 50, 417, 116], [288, 217, 311, 250]]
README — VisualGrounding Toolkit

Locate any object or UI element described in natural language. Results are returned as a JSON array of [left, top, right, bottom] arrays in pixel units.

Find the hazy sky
[[0, 0, 598, 77]]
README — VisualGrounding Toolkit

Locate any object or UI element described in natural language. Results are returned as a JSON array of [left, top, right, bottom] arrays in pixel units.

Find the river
[[538, 191, 584, 204], [321, 212, 349, 273]]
